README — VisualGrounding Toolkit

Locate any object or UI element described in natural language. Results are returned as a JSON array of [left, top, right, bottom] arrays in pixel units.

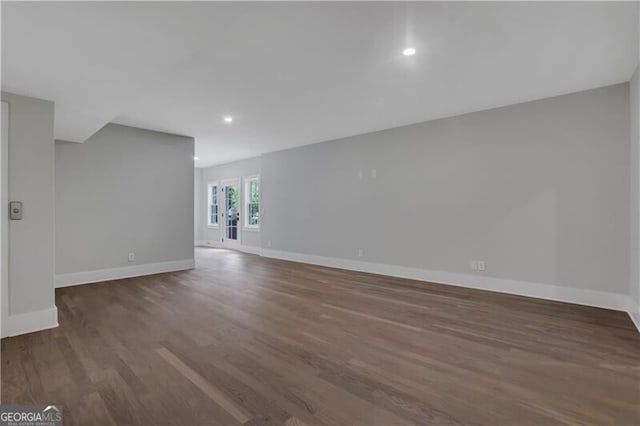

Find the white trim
[[235, 245, 261, 255], [1, 307, 58, 338], [1, 102, 8, 333], [629, 312, 640, 334], [55, 259, 195, 288], [196, 240, 221, 248], [261, 248, 632, 313], [195, 241, 260, 255]]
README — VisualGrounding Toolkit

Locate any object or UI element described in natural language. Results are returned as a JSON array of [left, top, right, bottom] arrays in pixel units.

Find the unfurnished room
[[1, 1, 639, 425]]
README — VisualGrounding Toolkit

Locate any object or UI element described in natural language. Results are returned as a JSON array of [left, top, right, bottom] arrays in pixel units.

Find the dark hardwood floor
[[2, 247, 640, 425]]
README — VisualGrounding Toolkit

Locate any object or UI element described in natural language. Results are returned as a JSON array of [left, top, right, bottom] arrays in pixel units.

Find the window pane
[[227, 186, 238, 208], [208, 186, 218, 225], [245, 178, 260, 227], [248, 202, 259, 226], [250, 181, 260, 203], [211, 204, 218, 225]]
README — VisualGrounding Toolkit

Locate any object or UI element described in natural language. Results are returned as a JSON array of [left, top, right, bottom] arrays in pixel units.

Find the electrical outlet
[[128, 252, 135, 262], [267, 240, 272, 248], [471, 260, 478, 271], [358, 249, 364, 257], [357, 170, 363, 179], [477, 261, 485, 271], [371, 169, 377, 178]]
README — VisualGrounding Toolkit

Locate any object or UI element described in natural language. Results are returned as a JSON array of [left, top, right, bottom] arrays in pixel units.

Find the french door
[[220, 178, 240, 249]]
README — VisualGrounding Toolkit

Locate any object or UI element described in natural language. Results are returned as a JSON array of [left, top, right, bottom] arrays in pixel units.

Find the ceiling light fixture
[[193, 156, 199, 161], [402, 47, 416, 56], [223, 116, 233, 123]]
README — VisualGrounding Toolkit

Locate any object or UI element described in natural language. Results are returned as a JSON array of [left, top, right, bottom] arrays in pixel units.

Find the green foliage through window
[[247, 179, 259, 226], [227, 186, 238, 208]]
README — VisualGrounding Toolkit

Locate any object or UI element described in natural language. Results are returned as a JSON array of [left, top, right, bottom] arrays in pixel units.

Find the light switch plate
[[9, 201, 22, 220]]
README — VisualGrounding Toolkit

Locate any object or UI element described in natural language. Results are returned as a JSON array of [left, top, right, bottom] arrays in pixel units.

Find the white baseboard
[[1, 306, 58, 338], [55, 259, 195, 288], [195, 240, 261, 255], [261, 249, 632, 313], [629, 297, 640, 333], [235, 245, 261, 255], [629, 312, 640, 333], [196, 240, 220, 248]]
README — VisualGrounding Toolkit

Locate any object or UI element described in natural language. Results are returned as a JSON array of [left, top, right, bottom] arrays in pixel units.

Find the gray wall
[[261, 84, 630, 295], [56, 123, 194, 274], [199, 157, 261, 248], [1, 92, 55, 316], [631, 66, 640, 310]]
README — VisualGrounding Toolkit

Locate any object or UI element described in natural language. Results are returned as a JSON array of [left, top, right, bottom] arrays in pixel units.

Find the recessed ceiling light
[[223, 116, 233, 123], [193, 156, 199, 161], [402, 47, 416, 56]]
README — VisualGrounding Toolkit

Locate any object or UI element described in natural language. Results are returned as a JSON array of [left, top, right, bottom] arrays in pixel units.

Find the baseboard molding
[[629, 311, 640, 333], [261, 249, 632, 313], [235, 245, 261, 255], [195, 240, 261, 255], [196, 240, 220, 248], [1, 306, 58, 338], [55, 259, 195, 288]]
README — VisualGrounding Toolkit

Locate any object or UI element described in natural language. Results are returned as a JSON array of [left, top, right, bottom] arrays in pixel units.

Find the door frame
[[220, 178, 241, 249], [1, 102, 9, 334]]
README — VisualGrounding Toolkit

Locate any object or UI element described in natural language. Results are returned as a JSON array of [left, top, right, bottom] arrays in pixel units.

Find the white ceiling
[[2, 2, 638, 168]]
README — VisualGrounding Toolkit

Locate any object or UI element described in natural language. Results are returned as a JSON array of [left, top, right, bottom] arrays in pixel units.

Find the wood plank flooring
[[2, 247, 640, 425]]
